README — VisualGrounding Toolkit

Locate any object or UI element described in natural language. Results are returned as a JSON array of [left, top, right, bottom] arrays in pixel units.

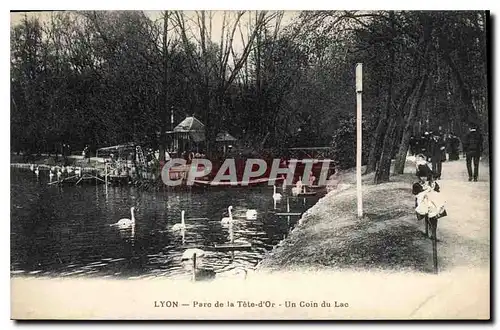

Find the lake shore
[[257, 167, 435, 273], [257, 159, 490, 273]]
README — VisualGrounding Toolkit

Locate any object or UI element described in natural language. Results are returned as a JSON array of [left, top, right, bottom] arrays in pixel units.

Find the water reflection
[[10, 168, 324, 279]]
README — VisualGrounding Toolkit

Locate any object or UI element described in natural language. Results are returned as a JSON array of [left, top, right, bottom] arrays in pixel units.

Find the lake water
[[10, 168, 324, 279]]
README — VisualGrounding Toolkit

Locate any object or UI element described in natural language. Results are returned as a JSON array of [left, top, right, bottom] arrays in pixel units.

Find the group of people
[[411, 123, 484, 232], [410, 124, 484, 182], [409, 126, 448, 180]]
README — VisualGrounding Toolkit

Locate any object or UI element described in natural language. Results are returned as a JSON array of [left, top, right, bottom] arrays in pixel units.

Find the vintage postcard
[[10, 9, 490, 320]]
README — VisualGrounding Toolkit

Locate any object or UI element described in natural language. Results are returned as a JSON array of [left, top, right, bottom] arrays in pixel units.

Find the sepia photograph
[[9, 8, 490, 320]]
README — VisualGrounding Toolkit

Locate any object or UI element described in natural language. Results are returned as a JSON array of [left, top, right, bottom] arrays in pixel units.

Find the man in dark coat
[[409, 135, 417, 156], [447, 133, 461, 161], [420, 132, 431, 160], [463, 124, 484, 182], [430, 131, 446, 180]]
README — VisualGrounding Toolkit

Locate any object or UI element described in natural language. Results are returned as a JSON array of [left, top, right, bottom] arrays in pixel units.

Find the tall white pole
[[356, 63, 363, 218], [105, 162, 108, 196]]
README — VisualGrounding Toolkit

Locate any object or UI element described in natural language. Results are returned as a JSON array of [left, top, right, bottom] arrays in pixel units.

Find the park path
[[404, 158, 490, 319], [432, 158, 490, 270]]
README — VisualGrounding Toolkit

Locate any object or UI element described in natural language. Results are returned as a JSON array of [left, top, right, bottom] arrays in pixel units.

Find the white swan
[[296, 178, 303, 190], [273, 185, 282, 202], [292, 178, 304, 196], [221, 206, 233, 224], [181, 248, 208, 281], [110, 207, 136, 228], [246, 209, 257, 220], [172, 210, 186, 231]]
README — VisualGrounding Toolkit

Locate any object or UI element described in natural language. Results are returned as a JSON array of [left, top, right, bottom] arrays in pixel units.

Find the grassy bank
[[258, 167, 439, 273], [258, 158, 490, 274]]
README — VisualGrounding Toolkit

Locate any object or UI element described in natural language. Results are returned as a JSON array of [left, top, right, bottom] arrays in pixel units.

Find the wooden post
[[105, 162, 108, 195], [424, 216, 429, 237], [430, 217, 438, 274], [287, 198, 290, 227], [192, 253, 197, 282], [229, 223, 235, 261], [356, 63, 363, 218], [432, 231, 438, 274]]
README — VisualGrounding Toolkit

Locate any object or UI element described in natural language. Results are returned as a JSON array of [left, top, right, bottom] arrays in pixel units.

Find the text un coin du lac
[[154, 300, 349, 308]]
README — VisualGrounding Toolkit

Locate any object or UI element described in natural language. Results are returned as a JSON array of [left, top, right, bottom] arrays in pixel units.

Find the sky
[[10, 10, 300, 53]]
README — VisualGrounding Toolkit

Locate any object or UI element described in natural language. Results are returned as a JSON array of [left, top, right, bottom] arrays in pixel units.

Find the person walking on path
[[447, 133, 461, 161], [463, 124, 484, 182], [420, 131, 431, 161], [409, 135, 416, 156], [430, 130, 446, 180]]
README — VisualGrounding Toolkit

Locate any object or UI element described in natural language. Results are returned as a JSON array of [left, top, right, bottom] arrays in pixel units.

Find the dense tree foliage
[[11, 10, 489, 183]]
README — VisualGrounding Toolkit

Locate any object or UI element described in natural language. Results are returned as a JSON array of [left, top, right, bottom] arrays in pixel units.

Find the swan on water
[[273, 185, 282, 202], [308, 171, 316, 187], [221, 206, 233, 224], [296, 178, 304, 190], [110, 207, 136, 229], [181, 248, 214, 281], [246, 209, 257, 220], [172, 210, 186, 231], [292, 178, 304, 196], [181, 249, 248, 281]]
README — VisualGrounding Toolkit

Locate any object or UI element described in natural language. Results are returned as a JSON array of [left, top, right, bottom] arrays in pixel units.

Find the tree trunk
[[364, 111, 387, 174], [373, 11, 397, 184], [366, 13, 396, 175], [374, 116, 397, 184], [368, 42, 395, 176], [159, 11, 169, 162], [439, 42, 480, 125], [393, 73, 429, 174]]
